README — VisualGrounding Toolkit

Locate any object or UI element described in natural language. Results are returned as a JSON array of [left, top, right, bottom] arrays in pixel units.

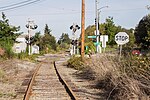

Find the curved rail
[[23, 61, 78, 100], [23, 63, 42, 100], [54, 61, 78, 100]]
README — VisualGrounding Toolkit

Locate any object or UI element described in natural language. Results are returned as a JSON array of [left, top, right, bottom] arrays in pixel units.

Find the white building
[[13, 34, 27, 53], [31, 44, 39, 54]]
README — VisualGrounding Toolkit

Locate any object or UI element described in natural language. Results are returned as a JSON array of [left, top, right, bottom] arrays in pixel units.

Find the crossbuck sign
[[115, 32, 129, 45]]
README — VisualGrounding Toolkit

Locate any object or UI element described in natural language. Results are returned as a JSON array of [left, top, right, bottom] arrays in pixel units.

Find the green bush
[[17, 52, 28, 59], [67, 56, 85, 70], [16, 52, 40, 62], [3, 44, 15, 59]]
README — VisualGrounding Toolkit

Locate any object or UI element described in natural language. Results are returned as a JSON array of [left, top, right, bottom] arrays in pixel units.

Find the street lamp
[[98, 6, 109, 30], [95, 0, 108, 53], [98, 6, 109, 11]]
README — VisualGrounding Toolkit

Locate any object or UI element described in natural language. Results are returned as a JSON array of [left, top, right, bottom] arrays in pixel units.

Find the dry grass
[[85, 53, 150, 100], [0, 59, 36, 99]]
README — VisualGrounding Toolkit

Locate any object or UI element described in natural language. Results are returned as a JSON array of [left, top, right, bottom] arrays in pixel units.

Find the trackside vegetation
[[67, 15, 150, 99]]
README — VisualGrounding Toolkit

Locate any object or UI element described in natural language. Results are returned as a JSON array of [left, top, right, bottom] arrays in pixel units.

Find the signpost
[[88, 35, 102, 53], [88, 36, 96, 38], [115, 32, 129, 60], [115, 32, 129, 45], [100, 35, 108, 52]]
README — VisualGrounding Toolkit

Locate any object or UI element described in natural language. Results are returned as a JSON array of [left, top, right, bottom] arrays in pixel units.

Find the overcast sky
[[0, 0, 149, 40]]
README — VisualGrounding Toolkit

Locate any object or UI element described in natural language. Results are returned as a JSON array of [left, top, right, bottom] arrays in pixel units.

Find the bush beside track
[[67, 54, 150, 100]]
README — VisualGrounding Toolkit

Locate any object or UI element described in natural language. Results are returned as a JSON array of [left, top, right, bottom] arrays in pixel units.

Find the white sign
[[31, 45, 39, 54], [100, 35, 108, 48], [115, 32, 129, 45]]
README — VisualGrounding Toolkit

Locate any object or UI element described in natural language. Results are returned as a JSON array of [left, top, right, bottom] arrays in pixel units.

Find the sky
[[0, 0, 150, 40]]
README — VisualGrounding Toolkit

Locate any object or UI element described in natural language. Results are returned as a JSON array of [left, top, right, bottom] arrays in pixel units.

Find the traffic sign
[[94, 42, 101, 46], [88, 36, 96, 38], [115, 32, 129, 45], [100, 35, 108, 48]]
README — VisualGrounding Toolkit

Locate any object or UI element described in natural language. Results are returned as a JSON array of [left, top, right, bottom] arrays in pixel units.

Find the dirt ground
[[0, 59, 36, 100]]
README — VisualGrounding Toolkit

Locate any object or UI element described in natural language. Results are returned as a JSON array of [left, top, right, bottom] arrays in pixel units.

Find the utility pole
[[95, 0, 99, 53], [81, 0, 85, 61]]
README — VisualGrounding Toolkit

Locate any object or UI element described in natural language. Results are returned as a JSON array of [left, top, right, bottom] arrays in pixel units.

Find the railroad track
[[23, 59, 77, 100]]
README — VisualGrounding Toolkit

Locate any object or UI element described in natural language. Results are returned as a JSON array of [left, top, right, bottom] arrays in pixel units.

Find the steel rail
[[54, 61, 78, 100], [23, 61, 77, 100], [23, 63, 42, 100]]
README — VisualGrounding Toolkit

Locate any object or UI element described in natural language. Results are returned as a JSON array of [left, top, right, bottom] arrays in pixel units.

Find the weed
[[0, 69, 5, 79], [67, 56, 85, 70]]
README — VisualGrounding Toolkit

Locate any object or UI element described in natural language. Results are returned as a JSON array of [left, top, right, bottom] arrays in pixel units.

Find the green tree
[[79, 25, 96, 53], [104, 17, 117, 45], [83, 16, 134, 53], [25, 31, 41, 46], [40, 24, 57, 51], [58, 33, 71, 44], [84, 25, 95, 43], [0, 12, 20, 58], [134, 14, 150, 49], [0, 12, 20, 47], [33, 31, 41, 45], [57, 33, 71, 50]]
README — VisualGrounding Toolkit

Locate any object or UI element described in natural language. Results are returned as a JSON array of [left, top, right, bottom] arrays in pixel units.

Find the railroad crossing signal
[[71, 40, 78, 46]]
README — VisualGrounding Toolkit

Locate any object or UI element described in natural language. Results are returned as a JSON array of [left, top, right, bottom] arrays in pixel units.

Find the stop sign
[[115, 32, 129, 45]]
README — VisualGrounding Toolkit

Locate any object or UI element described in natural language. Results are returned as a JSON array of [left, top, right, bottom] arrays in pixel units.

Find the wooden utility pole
[[81, 0, 85, 61]]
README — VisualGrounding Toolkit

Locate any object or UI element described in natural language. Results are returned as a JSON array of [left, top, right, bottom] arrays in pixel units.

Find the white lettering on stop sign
[[115, 32, 129, 45]]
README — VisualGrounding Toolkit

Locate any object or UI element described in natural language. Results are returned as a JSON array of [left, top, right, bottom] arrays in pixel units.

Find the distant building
[[31, 44, 39, 54], [12, 34, 27, 53]]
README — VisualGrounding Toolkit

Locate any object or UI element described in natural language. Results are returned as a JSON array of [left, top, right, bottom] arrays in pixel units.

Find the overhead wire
[[0, 0, 33, 9], [0, 0, 146, 16], [0, 0, 41, 11]]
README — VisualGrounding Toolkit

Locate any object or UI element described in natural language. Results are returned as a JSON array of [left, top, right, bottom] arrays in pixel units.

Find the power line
[[0, 0, 33, 9], [0, 0, 41, 11]]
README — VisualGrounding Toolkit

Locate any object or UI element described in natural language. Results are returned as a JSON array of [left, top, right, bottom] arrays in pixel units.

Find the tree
[[83, 16, 134, 53], [25, 31, 41, 46], [104, 17, 117, 45], [0, 12, 20, 47], [58, 33, 71, 44], [33, 32, 41, 45], [0, 12, 20, 58], [40, 24, 57, 51], [84, 25, 95, 43], [134, 14, 150, 49], [57, 33, 71, 50]]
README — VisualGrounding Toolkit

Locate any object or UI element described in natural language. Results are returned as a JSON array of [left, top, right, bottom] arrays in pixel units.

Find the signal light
[[71, 40, 78, 45]]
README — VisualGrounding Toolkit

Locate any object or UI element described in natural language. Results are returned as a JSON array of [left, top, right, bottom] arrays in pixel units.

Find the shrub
[[85, 53, 149, 99], [67, 56, 85, 70], [3, 44, 15, 59]]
